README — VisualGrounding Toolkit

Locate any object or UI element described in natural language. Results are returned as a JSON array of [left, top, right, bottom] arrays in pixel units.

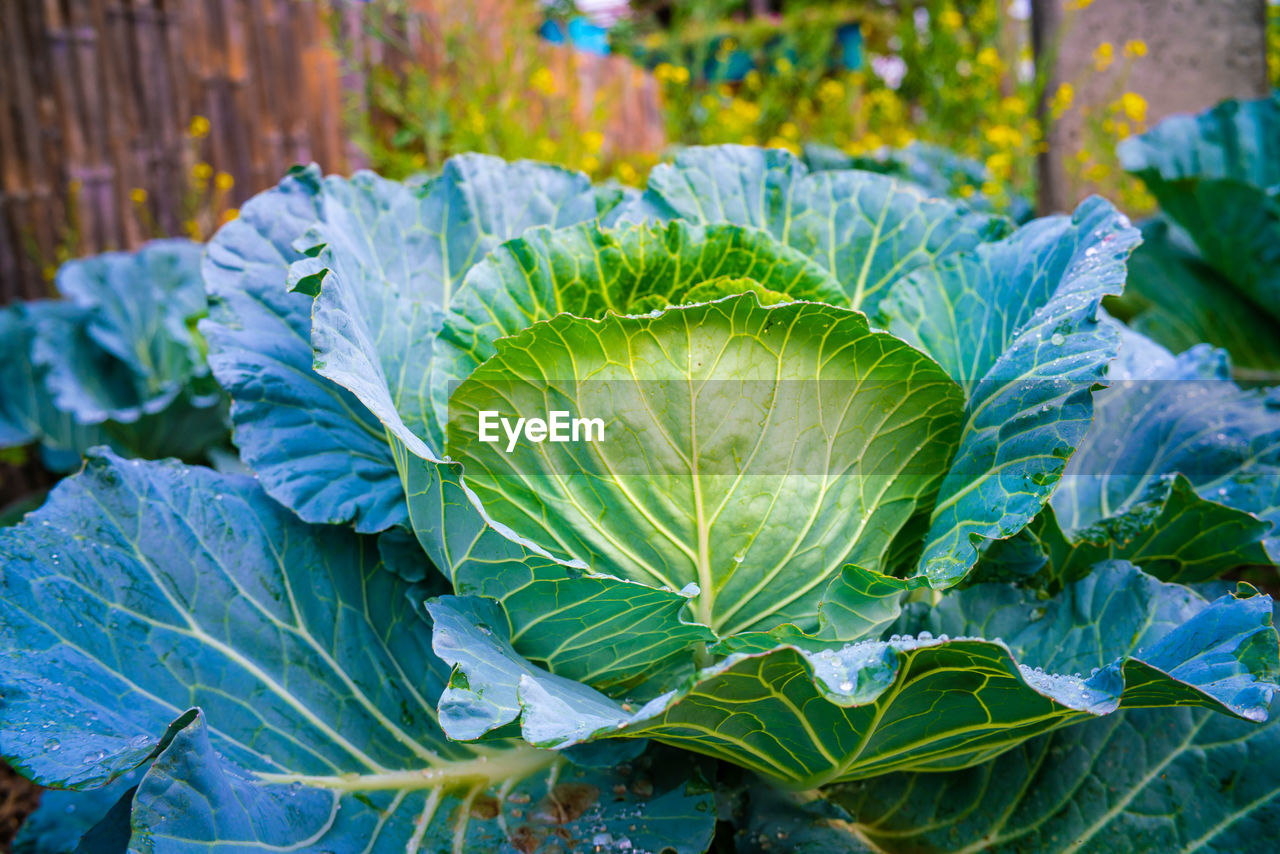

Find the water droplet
[[917, 630, 933, 641], [43, 737, 60, 751], [1050, 333, 1065, 346], [839, 680, 854, 692]]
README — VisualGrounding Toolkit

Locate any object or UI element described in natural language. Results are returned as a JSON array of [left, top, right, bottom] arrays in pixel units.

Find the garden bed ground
[[0, 763, 40, 851]]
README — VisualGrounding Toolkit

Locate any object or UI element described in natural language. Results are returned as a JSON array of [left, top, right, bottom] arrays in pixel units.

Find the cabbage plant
[[2, 147, 1278, 852], [0, 239, 228, 475], [1115, 94, 1280, 380]]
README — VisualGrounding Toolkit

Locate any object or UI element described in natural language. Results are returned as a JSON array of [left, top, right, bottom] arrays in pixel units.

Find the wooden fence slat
[[0, 0, 664, 306]]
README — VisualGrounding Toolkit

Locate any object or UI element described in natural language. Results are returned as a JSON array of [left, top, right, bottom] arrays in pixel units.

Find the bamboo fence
[[0, 1, 355, 300], [0, 0, 664, 303]]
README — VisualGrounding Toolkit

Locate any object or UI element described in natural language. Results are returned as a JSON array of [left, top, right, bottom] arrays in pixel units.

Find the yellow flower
[[655, 62, 690, 86], [185, 219, 200, 238], [1001, 95, 1029, 116], [1050, 82, 1074, 119], [744, 70, 762, 90], [731, 99, 761, 122], [984, 124, 1023, 148], [530, 67, 556, 96], [766, 137, 799, 154], [616, 162, 638, 185], [535, 138, 557, 160], [188, 115, 210, 138], [192, 162, 213, 182], [464, 105, 486, 135], [1119, 91, 1147, 122], [580, 155, 600, 174], [774, 57, 792, 74], [818, 79, 845, 103], [976, 47, 1002, 71], [1068, 0, 1095, 9], [779, 122, 799, 140], [1075, 149, 1090, 164], [1092, 41, 1114, 72], [582, 130, 605, 152], [129, 187, 148, 204], [940, 8, 963, 30], [1085, 162, 1110, 181], [1123, 39, 1148, 58], [42, 264, 57, 281], [214, 172, 234, 192], [985, 151, 1013, 179], [222, 208, 240, 223]]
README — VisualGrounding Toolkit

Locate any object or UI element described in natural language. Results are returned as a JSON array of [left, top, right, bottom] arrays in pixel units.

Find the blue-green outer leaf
[[881, 197, 1141, 585]]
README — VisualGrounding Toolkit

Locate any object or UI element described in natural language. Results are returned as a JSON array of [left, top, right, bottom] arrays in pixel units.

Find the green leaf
[[296, 155, 597, 457], [1, 295, 226, 471], [35, 240, 218, 425], [0, 303, 111, 471], [591, 178, 640, 220], [1053, 339, 1280, 563], [979, 475, 1274, 589], [401, 445, 704, 697], [802, 140, 1034, 222], [202, 165, 409, 533], [440, 219, 848, 407], [0, 452, 715, 852], [457, 562, 716, 696], [729, 778, 874, 853], [1117, 219, 1280, 381], [447, 294, 964, 635], [12, 769, 139, 854], [723, 564, 924, 652], [882, 197, 1140, 585], [431, 563, 1278, 786], [828, 707, 1280, 853], [613, 145, 1008, 312], [1119, 94, 1280, 323]]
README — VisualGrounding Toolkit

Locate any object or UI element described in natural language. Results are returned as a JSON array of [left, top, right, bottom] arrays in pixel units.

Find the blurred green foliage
[[338, 0, 1170, 216]]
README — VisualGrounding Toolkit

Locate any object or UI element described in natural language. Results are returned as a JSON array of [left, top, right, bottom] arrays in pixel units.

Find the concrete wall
[[1034, 0, 1269, 213]]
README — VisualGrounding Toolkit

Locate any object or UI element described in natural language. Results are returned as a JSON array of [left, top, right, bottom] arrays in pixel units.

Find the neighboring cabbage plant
[[0, 239, 228, 474], [1, 147, 1278, 851], [802, 139, 1037, 223], [1114, 93, 1280, 381]]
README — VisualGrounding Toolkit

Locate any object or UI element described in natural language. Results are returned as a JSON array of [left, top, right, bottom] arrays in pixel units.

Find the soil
[[0, 762, 40, 852]]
